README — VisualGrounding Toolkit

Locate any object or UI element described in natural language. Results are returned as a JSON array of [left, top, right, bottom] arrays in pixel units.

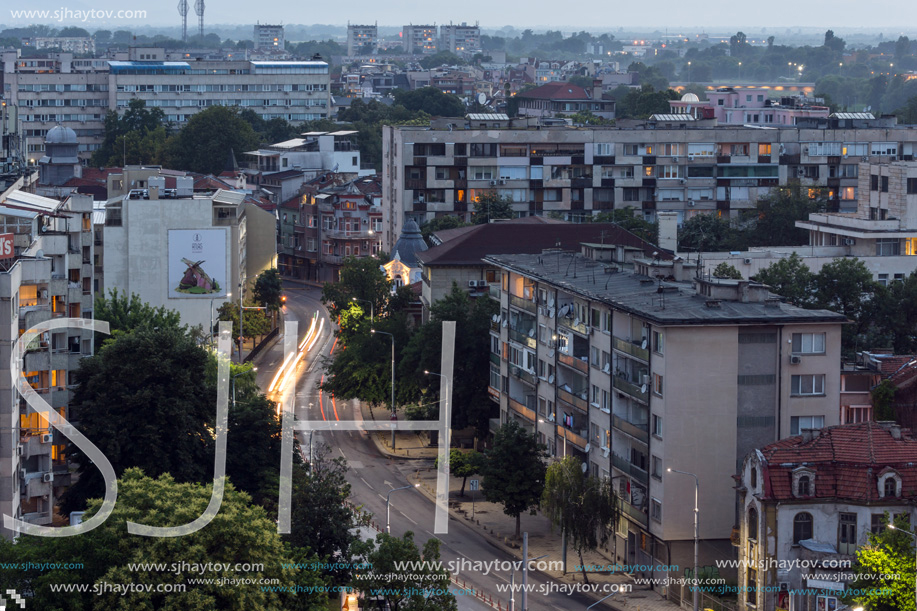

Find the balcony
[[490, 352, 500, 366], [556, 425, 588, 451], [612, 414, 649, 444], [612, 453, 649, 484], [558, 316, 586, 335], [509, 365, 537, 386], [509, 294, 537, 313], [619, 498, 648, 526], [323, 229, 374, 240], [21, 305, 51, 329], [557, 387, 588, 413], [508, 328, 537, 350], [558, 352, 589, 374], [613, 336, 649, 362], [613, 375, 649, 404], [508, 397, 536, 422]]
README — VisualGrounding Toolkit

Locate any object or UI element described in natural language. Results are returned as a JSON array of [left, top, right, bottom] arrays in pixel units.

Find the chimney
[[879, 421, 902, 439], [800, 428, 820, 443], [592, 79, 602, 100]]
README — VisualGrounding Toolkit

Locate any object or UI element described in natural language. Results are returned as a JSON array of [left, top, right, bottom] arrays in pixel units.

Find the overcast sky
[[6, 0, 917, 32]]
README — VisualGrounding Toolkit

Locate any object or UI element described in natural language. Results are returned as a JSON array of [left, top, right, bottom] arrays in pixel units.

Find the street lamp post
[[668, 468, 699, 611], [231, 367, 256, 408], [351, 297, 374, 323], [371, 329, 396, 449], [888, 524, 917, 611], [385, 484, 419, 533]]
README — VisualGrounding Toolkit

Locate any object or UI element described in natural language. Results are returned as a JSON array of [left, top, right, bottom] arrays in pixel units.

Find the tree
[[418, 51, 465, 69], [744, 183, 828, 246], [713, 262, 743, 279], [321, 256, 399, 322], [678, 213, 743, 252], [754, 253, 814, 306], [482, 421, 548, 538], [874, 271, 917, 353], [437, 449, 485, 497], [846, 512, 915, 611], [217, 298, 271, 343], [824, 30, 846, 54], [0, 469, 326, 611], [61, 326, 215, 514], [420, 215, 470, 244], [355, 532, 457, 611], [541, 456, 618, 584], [397, 284, 499, 434], [813, 257, 878, 336], [871, 379, 897, 421], [168, 106, 260, 175], [91, 100, 169, 167], [58, 26, 91, 38], [473, 190, 514, 224], [392, 87, 465, 117], [592, 207, 658, 244], [94, 288, 184, 337], [253, 267, 284, 313]]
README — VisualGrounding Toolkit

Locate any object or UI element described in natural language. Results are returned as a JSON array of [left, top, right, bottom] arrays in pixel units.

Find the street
[[256, 284, 608, 611]]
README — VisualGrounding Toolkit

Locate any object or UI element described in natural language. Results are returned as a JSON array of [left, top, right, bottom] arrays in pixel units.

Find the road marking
[[378, 494, 387, 502], [494, 573, 509, 583], [360, 477, 374, 490], [399, 511, 417, 525], [339, 448, 346, 459]]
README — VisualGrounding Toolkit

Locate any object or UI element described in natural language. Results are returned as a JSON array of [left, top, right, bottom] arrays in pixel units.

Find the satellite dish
[[35, 250, 44, 258], [641, 384, 648, 394], [641, 338, 648, 350], [584, 443, 592, 453], [581, 462, 588, 473], [477, 92, 486, 105], [548, 412, 555, 422], [492, 314, 499, 323]]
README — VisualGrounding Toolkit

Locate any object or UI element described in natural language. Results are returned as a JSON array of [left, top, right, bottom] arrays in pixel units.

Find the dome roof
[[392, 219, 428, 268], [45, 125, 78, 144], [680, 93, 700, 102]]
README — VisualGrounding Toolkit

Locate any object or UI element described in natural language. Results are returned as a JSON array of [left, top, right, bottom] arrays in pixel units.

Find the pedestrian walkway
[[361, 402, 440, 459]]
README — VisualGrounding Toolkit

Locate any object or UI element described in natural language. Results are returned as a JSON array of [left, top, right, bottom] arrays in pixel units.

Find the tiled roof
[[418, 221, 663, 267], [193, 175, 234, 191], [759, 422, 917, 502], [518, 82, 590, 100]]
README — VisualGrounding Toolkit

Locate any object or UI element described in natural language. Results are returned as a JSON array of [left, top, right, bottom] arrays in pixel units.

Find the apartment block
[[0, 189, 95, 538], [484, 250, 845, 600], [347, 24, 378, 57], [402, 25, 438, 55], [439, 23, 481, 54], [2, 48, 331, 161], [381, 114, 917, 252], [253, 24, 285, 52]]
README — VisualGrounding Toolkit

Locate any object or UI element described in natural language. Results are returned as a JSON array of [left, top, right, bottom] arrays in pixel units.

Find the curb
[[361, 402, 439, 461]]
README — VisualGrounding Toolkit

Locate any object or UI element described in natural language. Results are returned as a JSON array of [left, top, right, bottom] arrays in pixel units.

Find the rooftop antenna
[[193, 0, 204, 39], [178, 0, 188, 43]]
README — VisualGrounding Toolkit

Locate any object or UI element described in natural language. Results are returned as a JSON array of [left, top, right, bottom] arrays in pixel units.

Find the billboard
[[0, 233, 13, 259], [168, 229, 227, 298]]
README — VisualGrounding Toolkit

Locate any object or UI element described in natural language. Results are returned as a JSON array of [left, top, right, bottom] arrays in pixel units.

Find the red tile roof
[[758, 422, 917, 502], [518, 82, 591, 100]]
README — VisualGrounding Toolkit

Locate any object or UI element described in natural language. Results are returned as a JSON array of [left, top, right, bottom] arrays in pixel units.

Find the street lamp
[[668, 468, 699, 611], [231, 366, 256, 408], [509, 552, 547, 611], [371, 329, 396, 449], [351, 297, 374, 322], [888, 523, 917, 611], [211, 292, 231, 348], [385, 483, 419, 533]]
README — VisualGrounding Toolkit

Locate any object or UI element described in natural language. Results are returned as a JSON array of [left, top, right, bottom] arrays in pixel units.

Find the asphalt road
[[258, 285, 607, 611]]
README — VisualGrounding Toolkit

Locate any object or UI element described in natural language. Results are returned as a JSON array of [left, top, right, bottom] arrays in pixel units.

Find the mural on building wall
[[168, 229, 228, 298]]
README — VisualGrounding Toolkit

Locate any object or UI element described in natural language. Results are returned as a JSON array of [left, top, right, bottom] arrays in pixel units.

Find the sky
[[4, 0, 917, 32]]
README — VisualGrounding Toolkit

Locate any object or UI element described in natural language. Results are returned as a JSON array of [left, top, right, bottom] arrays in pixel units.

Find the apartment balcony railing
[[509, 294, 537, 313], [612, 336, 649, 362], [612, 414, 649, 444], [509, 365, 537, 386], [556, 424, 588, 451], [619, 498, 649, 526], [612, 453, 649, 484], [323, 229, 375, 239], [613, 375, 649, 404], [558, 315, 587, 335], [508, 328, 537, 350], [490, 284, 502, 300], [508, 397, 536, 422], [558, 352, 589, 374], [557, 387, 588, 413]]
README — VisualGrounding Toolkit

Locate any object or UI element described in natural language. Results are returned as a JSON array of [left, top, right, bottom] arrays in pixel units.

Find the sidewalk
[[357, 402, 683, 611]]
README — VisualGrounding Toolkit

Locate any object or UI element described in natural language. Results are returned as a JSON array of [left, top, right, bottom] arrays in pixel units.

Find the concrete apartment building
[[23, 37, 96, 54], [402, 25, 438, 55], [484, 250, 845, 602], [738, 422, 917, 611], [0, 189, 94, 538], [381, 113, 917, 252], [252, 24, 285, 52], [2, 47, 331, 161], [439, 23, 481, 54], [346, 24, 378, 57], [103, 186, 276, 332]]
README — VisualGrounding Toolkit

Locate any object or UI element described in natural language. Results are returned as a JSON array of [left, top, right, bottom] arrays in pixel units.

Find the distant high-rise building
[[439, 22, 480, 54], [347, 23, 378, 57], [253, 23, 284, 51], [402, 25, 438, 55]]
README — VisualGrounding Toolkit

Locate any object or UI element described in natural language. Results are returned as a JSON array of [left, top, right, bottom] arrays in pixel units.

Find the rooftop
[[484, 251, 848, 326]]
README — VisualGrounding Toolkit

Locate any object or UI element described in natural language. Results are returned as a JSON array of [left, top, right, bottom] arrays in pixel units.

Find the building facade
[[346, 24, 378, 57], [402, 25, 438, 55], [2, 48, 331, 161], [253, 24, 285, 52], [439, 23, 481, 54], [738, 422, 917, 611], [485, 250, 845, 599], [0, 189, 95, 538], [381, 114, 917, 252]]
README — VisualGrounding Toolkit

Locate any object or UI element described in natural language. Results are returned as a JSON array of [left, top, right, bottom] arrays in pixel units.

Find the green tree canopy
[[754, 253, 814, 306], [592, 207, 658, 244], [253, 267, 284, 312], [678, 213, 744, 252], [94, 288, 185, 338], [90, 100, 169, 167], [473, 190, 514, 224], [743, 182, 828, 247], [846, 512, 915, 611], [813, 257, 878, 335], [167, 106, 260, 175], [482, 421, 548, 538], [436, 449, 485, 497], [392, 87, 466, 117], [713, 262, 743, 279], [420, 215, 470, 244]]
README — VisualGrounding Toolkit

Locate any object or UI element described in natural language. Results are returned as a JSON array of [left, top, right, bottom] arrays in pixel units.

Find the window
[[652, 330, 664, 354], [758, 143, 771, 156], [747, 507, 758, 540], [651, 455, 662, 479], [652, 414, 663, 438], [793, 512, 813, 543], [792, 333, 825, 354], [882, 176, 889, 192], [817, 596, 839, 611], [798, 475, 811, 496], [790, 415, 825, 434], [652, 373, 663, 396], [844, 405, 872, 423], [750, 467, 757, 489], [908, 178, 917, 194], [651, 498, 662, 522], [876, 238, 900, 256], [747, 568, 758, 606], [872, 513, 887, 534], [884, 477, 898, 498], [838, 513, 857, 554], [871, 174, 879, 191], [791, 375, 826, 396]]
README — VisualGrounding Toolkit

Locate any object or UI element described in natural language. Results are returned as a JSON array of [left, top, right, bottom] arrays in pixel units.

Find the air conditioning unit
[[476, 280, 489, 287], [860, 156, 869, 162], [688, 154, 695, 160], [490, 180, 498, 186], [41, 433, 53, 443], [468, 280, 478, 288], [499, 179, 507, 185], [687, 200, 695, 207], [790, 355, 802, 365], [19, 468, 26, 480], [40, 289, 48, 299], [641, 374, 649, 385], [744, 258, 753, 264], [844, 238, 855, 246], [16, 444, 23, 457], [42, 472, 53, 483]]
